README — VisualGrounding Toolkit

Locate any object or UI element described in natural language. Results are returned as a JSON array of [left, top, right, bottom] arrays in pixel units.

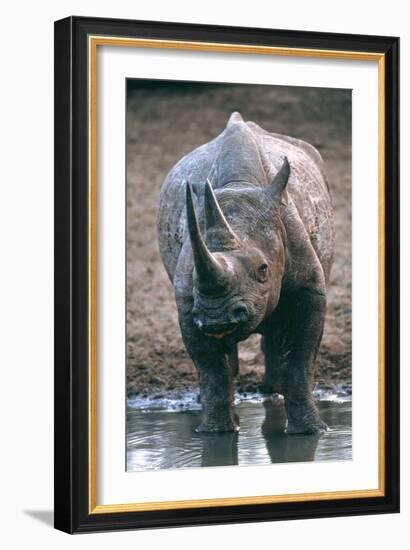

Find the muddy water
[[127, 395, 352, 472]]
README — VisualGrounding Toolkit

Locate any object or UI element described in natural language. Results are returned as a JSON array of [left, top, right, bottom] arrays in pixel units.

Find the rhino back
[[246, 121, 334, 281], [157, 117, 334, 283]]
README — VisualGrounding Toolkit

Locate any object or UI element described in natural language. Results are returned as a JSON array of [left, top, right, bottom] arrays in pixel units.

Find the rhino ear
[[265, 157, 290, 205]]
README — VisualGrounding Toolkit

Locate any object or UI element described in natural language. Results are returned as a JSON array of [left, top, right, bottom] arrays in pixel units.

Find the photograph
[[126, 80, 352, 472]]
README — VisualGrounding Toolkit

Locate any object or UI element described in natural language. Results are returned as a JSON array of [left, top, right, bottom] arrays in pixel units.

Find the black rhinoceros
[[157, 112, 334, 433]]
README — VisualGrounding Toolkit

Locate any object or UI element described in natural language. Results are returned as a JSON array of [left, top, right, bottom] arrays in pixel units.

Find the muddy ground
[[126, 81, 351, 398]]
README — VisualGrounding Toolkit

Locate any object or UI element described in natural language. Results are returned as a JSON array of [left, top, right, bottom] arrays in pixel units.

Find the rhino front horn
[[185, 182, 229, 288]]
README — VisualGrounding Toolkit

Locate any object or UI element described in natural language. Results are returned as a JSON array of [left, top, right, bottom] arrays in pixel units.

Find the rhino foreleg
[[195, 351, 238, 433], [280, 288, 328, 434], [182, 330, 239, 432]]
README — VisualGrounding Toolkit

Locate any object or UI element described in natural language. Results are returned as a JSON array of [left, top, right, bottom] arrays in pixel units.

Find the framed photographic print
[[54, 16, 400, 533]]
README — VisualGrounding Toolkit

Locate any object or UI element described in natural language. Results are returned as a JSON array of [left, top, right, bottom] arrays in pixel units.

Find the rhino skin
[[157, 112, 335, 433]]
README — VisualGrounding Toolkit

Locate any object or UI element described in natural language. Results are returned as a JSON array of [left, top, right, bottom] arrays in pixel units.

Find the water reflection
[[201, 431, 239, 467], [127, 399, 352, 472], [261, 399, 320, 463]]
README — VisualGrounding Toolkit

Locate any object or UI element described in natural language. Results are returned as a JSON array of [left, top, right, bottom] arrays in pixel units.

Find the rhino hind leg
[[279, 288, 328, 435], [227, 345, 239, 378], [260, 333, 282, 394]]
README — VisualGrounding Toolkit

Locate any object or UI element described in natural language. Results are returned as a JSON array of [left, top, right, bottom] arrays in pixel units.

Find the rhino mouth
[[204, 326, 238, 339]]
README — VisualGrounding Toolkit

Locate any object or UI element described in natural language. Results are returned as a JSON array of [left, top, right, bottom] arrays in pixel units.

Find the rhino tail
[[227, 111, 244, 126]]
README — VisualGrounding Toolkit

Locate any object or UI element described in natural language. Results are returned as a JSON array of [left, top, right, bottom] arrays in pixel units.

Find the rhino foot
[[285, 402, 328, 435], [286, 418, 328, 435], [260, 381, 281, 395]]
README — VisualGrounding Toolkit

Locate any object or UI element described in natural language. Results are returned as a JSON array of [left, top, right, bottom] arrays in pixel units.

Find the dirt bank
[[126, 81, 351, 398]]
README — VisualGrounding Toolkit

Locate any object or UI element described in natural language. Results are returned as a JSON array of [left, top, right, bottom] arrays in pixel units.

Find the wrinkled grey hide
[[157, 112, 334, 433]]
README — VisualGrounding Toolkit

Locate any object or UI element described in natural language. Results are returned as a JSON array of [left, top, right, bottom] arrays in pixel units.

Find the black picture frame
[[54, 15, 400, 534]]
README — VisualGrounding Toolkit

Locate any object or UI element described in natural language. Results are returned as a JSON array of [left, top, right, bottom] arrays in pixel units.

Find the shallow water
[[127, 396, 352, 472]]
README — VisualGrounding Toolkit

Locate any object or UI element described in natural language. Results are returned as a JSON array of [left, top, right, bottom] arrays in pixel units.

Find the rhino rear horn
[[185, 182, 228, 287], [265, 157, 290, 204], [204, 179, 241, 249]]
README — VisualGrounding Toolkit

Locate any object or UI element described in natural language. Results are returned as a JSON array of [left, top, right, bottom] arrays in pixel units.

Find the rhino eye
[[257, 263, 269, 281]]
